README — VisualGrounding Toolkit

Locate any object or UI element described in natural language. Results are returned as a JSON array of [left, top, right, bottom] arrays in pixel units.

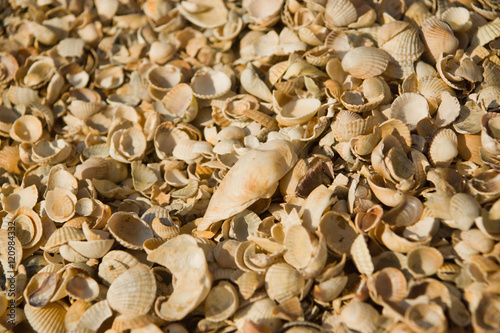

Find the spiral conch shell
[[197, 139, 297, 231]]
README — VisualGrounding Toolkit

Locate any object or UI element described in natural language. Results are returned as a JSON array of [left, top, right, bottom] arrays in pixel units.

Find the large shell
[[390, 93, 429, 131], [421, 17, 459, 63], [177, 0, 228, 28], [9, 115, 43, 143], [107, 263, 156, 316], [429, 128, 458, 167], [341, 47, 390, 79], [25, 301, 67, 333], [265, 262, 305, 303], [407, 246, 444, 276], [198, 140, 297, 231], [324, 0, 357, 28]]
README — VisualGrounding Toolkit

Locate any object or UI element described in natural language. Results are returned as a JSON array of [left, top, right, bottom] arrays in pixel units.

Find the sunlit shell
[[0, 145, 22, 174], [109, 125, 147, 163], [342, 47, 390, 79], [407, 246, 444, 276], [11, 207, 43, 249], [405, 303, 447, 333], [351, 234, 374, 276], [368, 267, 407, 304], [324, 0, 357, 28], [76, 300, 113, 331], [198, 140, 297, 231], [148, 235, 212, 321], [191, 69, 231, 99], [32, 139, 73, 165], [2, 185, 38, 214], [381, 27, 424, 63], [276, 98, 321, 126], [68, 239, 115, 259], [75, 157, 128, 184], [177, 0, 228, 29], [21, 57, 55, 89], [94, 65, 124, 90], [65, 274, 99, 302], [107, 263, 156, 316], [45, 187, 77, 223], [384, 196, 423, 228], [9, 115, 43, 143], [319, 211, 358, 255], [160, 83, 198, 122], [429, 128, 458, 167], [240, 63, 273, 103], [331, 111, 377, 142], [313, 275, 348, 302], [265, 263, 305, 303], [107, 212, 153, 250], [461, 229, 494, 254], [204, 281, 239, 322], [25, 301, 67, 333], [233, 297, 281, 332], [447, 193, 480, 231], [340, 301, 380, 333], [389, 93, 429, 131], [421, 17, 459, 63]]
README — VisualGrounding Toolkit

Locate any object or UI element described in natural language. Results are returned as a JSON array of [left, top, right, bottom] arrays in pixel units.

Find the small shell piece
[[265, 263, 305, 303], [340, 301, 380, 333], [11, 207, 43, 249], [191, 70, 231, 99], [351, 234, 374, 276], [107, 264, 156, 316], [2, 185, 38, 214], [204, 281, 239, 322], [407, 246, 444, 277], [390, 93, 429, 131], [276, 98, 321, 126], [45, 187, 77, 223], [177, 0, 228, 29], [368, 267, 408, 304], [148, 235, 212, 321], [405, 302, 447, 333], [341, 47, 389, 79]]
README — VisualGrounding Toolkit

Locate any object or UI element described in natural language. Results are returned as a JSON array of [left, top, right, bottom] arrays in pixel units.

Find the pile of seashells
[[2, 0, 500, 331]]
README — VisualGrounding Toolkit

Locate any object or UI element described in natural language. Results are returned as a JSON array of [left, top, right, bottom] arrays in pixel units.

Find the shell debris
[[0, 0, 500, 332]]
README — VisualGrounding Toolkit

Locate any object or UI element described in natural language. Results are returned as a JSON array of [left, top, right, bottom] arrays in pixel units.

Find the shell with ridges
[[342, 47, 390, 79], [429, 128, 458, 167]]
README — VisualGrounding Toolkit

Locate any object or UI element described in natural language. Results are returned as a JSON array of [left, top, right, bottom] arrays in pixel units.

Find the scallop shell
[[8, 86, 42, 106], [407, 246, 444, 276], [2, 184, 38, 214], [107, 263, 156, 316], [381, 27, 424, 63], [240, 63, 273, 103], [11, 206, 43, 249], [9, 115, 43, 143], [276, 98, 321, 126], [235, 271, 264, 300], [405, 303, 447, 333], [149, 41, 176, 65], [421, 17, 459, 63], [68, 239, 115, 259], [340, 301, 380, 333], [368, 267, 408, 304], [341, 47, 390, 79], [76, 300, 113, 331], [109, 125, 147, 163], [383, 196, 423, 228], [21, 57, 55, 89], [177, 0, 228, 28], [0, 145, 22, 174], [32, 139, 73, 165], [65, 274, 100, 302], [351, 234, 374, 276], [25, 301, 67, 333], [147, 64, 182, 92], [45, 187, 77, 223], [390, 93, 429, 131], [204, 281, 239, 322], [160, 83, 198, 122], [265, 263, 305, 304], [429, 128, 458, 167], [447, 193, 480, 231], [324, 0, 357, 28], [107, 212, 153, 250], [191, 69, 231, 99], [331, 111, 377, 142], [461, 229, 494, 253], [318, 211, 358, 255]]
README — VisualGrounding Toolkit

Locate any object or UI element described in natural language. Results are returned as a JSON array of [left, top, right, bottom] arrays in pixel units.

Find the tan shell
[[421, 17, 459, 63], [45, 187, 77, 223], [109, 125, 147, 163], [25, 301, 67, 333], [148, 235, 212, 321], [276, 98, 321, 126], [381, 26, 424, 63], [390, 93, 429, 131], [324, 0, 357, 28], [340, 301, 380, 333], [76, 300, 113, 331], [407, 246, 444, 276], [94, 65, 124, 90], [107, 212, 154, 250], [177, 0, 228, 28], [2, 185, 38, 214], [107, 263, 156, 316], [21, 57, 55, 89], [65, 274, 100, 302], [429, 128, 458, 167], [204, 281, 239, 322], [11, 206, 43, 249], [331, 111, 377, 142], [68, 239, 115, 259], [318, 211, 357, 255], [198, 140, 297, 231], [342, 47, 390, 79], [160, 83, 198, 122], [9, 115, 43, 143], [191, 70, 231, 99], [265, 262, 305, 304], [368, 267, 407, 304], [351, 234, 374, 276], [405, 302, 447, 333], [32, 139, 73, 165], [147, 64, 182, 93]]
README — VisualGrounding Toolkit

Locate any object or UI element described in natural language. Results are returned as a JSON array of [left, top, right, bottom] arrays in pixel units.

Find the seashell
[[21, 57, 55, 89], [160, 83, 198, 123], [45, 187, 77, 223], [407, 246, 444, 277], [265, 262, 305, 304], [107, 263, 156, 316], [25, 301, 67, 333], [435, 91, 460, 128], [240, 63, 273, 103], [68, 239, 115, 259], [148, 235, 212, 321], [383, 196, 423, 228], [2, 184, 38, 214], [234, 297, 282, 332], [324, 0, 357, 28], [204, 281, 239, 322], [368, 267, 407, 304], [76, 300, 113, 331], [377, 222, 430, 253], [177, 0, 228, 29], [32, 139, 73, 165], [390, 93, 429, 131], [276, 98, 321, 126], [149, 41, 177, 65], [191, 69, 231, 99], [405, 302, 447, 333], [198, 140, 297, 231], [94, 65, 124, 90], [381, 27, 424, 63], [57, 38, 85, 58], [107, 212, 153, 250], [147, 64, 182, 93], [461, 229, 494, 253], [75, 157, 128, 184], [446, 193, 480, 231], [8, 86, 42, 106], [341, 47, 390, 79], [246, 0, 283, 24], [421, 17, 459, 64], [366, 172, 408, 207], [214, 10, 244, 41], [9, 115, 43, 143], [350, 234, 374, 276], [11, 206, 43, 249], [109, 125, 147, 163], [0, 145, 22, 174], [340, 301, 380, 333], [331, 111, 377, 142], [65, 274, 99, 302], [313, 275, 348, 302], [235, 271, 264, 300], [429, 128, 458, 167]]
